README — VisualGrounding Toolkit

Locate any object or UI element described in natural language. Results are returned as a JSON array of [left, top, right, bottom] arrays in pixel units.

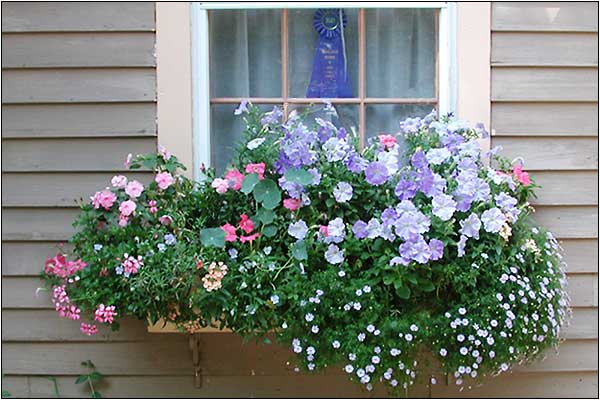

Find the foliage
[[76, 360, 103, 398], [40, 103, 571, 395]]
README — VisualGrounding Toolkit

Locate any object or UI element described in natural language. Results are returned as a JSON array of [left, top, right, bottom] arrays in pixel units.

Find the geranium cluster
[[40, 104, 569, 395]]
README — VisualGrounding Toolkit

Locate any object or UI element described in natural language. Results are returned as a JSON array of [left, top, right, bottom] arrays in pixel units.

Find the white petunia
[[246, 137, 266, 150]]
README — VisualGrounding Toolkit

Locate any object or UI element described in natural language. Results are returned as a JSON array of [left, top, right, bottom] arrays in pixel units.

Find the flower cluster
[[40, 104, 569, 395]]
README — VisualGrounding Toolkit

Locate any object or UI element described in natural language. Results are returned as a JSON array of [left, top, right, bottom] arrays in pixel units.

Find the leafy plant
[[75, 361, 103, 398]]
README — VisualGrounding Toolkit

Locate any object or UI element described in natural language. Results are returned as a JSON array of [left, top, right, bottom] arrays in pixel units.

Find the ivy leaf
[[200, 228, 226, 248], [397, 285, 411, 299], [255, 207, 275, 225], [241, 173, 260, 194], [253, 179, 281, 210], [263, 225, 278, 237], [291, 240, 308, 260], [284, 168, 313, 186]]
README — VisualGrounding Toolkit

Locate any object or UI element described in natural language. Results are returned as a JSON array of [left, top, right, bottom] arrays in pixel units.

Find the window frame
[[191, 2, 457, 176]]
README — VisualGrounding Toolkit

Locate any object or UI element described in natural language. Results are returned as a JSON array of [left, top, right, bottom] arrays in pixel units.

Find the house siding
[[1, 2, 598, 398]]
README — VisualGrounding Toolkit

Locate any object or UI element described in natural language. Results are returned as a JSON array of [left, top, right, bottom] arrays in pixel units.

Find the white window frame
[[191, 2, 458, 178]]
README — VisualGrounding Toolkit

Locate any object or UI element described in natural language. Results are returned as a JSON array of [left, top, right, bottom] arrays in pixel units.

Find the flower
[[352, 220, 368, 239], [148, 200, 158, 214], [111, 175, 128, 188], [119, 200, 137, 217], [283, 198, 302, 211], [245, 163, 266, 180], [238, 214, 255, 234], [379, 134, 397, 149], [211, 178, 229, 194], [164, 234, 176, 245], [365, 161, 389, 186], [234, 100, 249, 115], [80, 322, 98, 336], [333, 182, 353, 203], [91, 190, 117, 210], [324, 244, 344, 264], [202, 261, 228, 291], [158, 215, 173, 226], [270, 294, 280, 305], [94, 304, 117, 324], [240, 233, 260, 243], [125, 180, 144, 198], [460, 213, 481, 239], [432, 194, 457, 221], [288, 220, 308, 240], [122, 254, 143, 275], [155, 172, 175, 190], [225, 169, 244, 190], [221, 224, 238, 242], [247, 137, 266, 150], [481, 208, 506, 233], [426, 148, 451, 165], [429, 239, 444, 260], [513, 164, 531, 185], [158, 144, 172, 160]]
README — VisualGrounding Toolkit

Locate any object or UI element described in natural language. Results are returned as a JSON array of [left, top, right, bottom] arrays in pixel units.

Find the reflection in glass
[[210, 10, 281, 98], [288, 9, 359, 98], [366, 9, 436, 98]]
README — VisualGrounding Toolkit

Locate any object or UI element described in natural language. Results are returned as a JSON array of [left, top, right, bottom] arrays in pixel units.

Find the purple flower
[[411, 151, 429, 170], [475, 122, 489, 138], [495, 192, 517, 209], [432, 194, 457, 221], [399, 117, 422, 134], [234, 100, 249, 115], [261, 106, 283, 125], [334, 182, 353, 203], [365, 162, 389, 186], [481, 208, 506, 233], [457, 235, 468, 257], [417, 168, 435, 194], [460, 213, 481, 239], [323, 137, 350, 162], [288, 220, 309, 240], [381, 208, 398, 227], [395, 178, 417, 201], [308, 168, 322, 185], [429, 239, 444, 260], [426, 148, 451, 165], [345, 152, 368, 173], [352, 220, 368, 239], [441, 133, 464, 152], [278, 176, 304, 199], [164, 234, 176, 245], [325, 218, 346, 244], [394, 212, 420, 240], [325, 244, 344, 264], [398, 234, 431, 264], [365, 218, 382, 239]]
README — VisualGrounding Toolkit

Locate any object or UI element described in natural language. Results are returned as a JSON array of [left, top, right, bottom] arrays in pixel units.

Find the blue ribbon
[[306, 9, 353, 98]]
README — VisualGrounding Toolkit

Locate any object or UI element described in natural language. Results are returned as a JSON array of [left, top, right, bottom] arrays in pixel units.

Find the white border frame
[[190, 2, 457, 177]]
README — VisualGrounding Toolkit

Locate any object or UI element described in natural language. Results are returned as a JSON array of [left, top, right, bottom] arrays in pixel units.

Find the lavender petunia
[[460, 213, 481, 239], [432, 194, 457, 221], [325, 244, 344, 264], [364, 162, 389, 186], [334, 182, 353, 203], [325, 218, 346, 244], [429, 239, 444, 260], [457, 235, 468, 257], [352, 220, 368, 239], [399, 117, 422, 134], [234, 100, 249, 115], [481, 208, 506, 233], [288, 220, 309, 240], [426, 148, 451, 165], [395, 178, 417, 201]]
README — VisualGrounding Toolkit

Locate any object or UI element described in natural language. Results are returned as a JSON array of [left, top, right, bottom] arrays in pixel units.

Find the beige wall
[[2, 1, 598, 398]]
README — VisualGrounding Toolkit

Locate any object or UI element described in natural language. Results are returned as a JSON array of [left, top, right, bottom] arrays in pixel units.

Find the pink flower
[[238, 214, 255, 234], [148, 200, 158, 214], [158, 144, 172, 160], [118, 214, 129, 227], [45, 255, 87, 278], [119, 200, 137, 216], [319, 225, 329, 236], [240, 232, 260, 243], [245, 162, 266, 180], [512, 165, 531, 186], [221, 223, 237, 242], [52, 285, 81, 320], [155, 172, 174, 190], [225, 169, 244, 191], [283, 198, 302, 211], [111, 175, 128, 188], [80, 322, 98, 336], [94, 304, 117, 324], [122, 253, 143, 275], [379, 134, 397, 149], [211, 178, 229, 194], [125, 180, 144, 198], [124, 153, 133, 169], [91, 190, 117, 210], [159, 215, 173, 226]]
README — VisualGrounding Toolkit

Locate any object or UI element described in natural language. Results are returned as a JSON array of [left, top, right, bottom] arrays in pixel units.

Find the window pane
[[289, 104, 359, 134], [365, 104, 434, 141], [209, 10, 281, 98], [288, 9, 359, 98], [366, 9, 436, 98], [211, 104, 280, 173]]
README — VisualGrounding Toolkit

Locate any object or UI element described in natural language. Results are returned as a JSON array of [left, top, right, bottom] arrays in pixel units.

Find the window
[[192, 3, 456, 174]]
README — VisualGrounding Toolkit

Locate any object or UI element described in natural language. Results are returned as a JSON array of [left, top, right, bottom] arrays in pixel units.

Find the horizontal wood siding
[[488, 2, 599, 398]]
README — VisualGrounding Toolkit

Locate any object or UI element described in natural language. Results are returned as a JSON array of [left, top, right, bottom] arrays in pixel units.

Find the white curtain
[[209, 8, 436, 172]]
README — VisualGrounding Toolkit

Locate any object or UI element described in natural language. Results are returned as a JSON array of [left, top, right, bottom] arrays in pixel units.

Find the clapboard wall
[[2, 2, 598, 398]]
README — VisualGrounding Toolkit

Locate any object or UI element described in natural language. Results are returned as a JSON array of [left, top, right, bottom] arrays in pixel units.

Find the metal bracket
[[189, 333, 202, 388]]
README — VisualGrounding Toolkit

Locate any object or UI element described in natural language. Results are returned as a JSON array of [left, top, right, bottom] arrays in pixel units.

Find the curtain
[[209, 9, 436, 172]]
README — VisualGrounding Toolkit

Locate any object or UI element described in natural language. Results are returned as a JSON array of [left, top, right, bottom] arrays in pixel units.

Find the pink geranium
[[148, 200, 158, 214], [159, 215, 173, 226], [122, 253, 143, 275], [221, 223, 238, 242], [379, 134, 397, 149], [119, 200, 137, 217], [240, 232, 260, 243], [283, 198, 302, 211], [45, 254, 87, 278], [80, 322, 98, 336], [118, 214, 129, 227], [225, 169, 244, 191], [91, 190, 117, 210], [512, 165, 531, 186], [155, 172, 175, 190], [238, 214, 255, 234], [245, 162, 266, 180], [125, 180, 144, 198], [158, 144, 172, 160], [111, 175, 128, 188], [211, 178, 229, 194], [94, 304, 117, 324]]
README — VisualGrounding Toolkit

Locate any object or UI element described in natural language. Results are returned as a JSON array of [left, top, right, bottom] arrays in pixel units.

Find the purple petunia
[[460, 213, 481, 239], [395, 178, 418, 201], [352, 220, 368, 239], [334, 182, 353, 203], [481, 208, 506, 233], [432, 194, 457, 221], [399, 117, 422, 134], [234, 100, 249, 115], [429, 239, 444, 260], [364, 162, 389, 186], [457, 235, 468, 257]]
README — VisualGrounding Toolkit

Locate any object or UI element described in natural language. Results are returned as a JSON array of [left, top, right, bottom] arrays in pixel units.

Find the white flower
[[460, 347, 468, 355], [366, 324, 375, 333], [372, 356, 380, 364], [426, 148, 451, 165], [432, 194, 457, 221], [363, 285, 371, 293], [405, 333, 413, 342], [349, 353, 357, 361], [246, 137, 266, 150], [281, 322, 288, 329], [345, 364, 354, 373], [270, 294, 280, 305], [390, 379, 398, 387], [374, 329, 380, 336], [288, 220, 308, 240], [356, 368, 365, 378], [333, 181, 353, 203], [332, 340, 341, 349], [489, 350, 496, 358], [357, 333, 366, 342], [305, 313, 314, 322], [293, 346, 302, 353], [356, 289, 363, 297], [338, 270, 346, 277], [311, 325, 319, 334], [457, 334, 465, 342], [365, 365, 375, 373], [410, 324, 419, 332], [374, 346, 381, 354], [306, 346, 315, 355], [390, 348, 401, 356]]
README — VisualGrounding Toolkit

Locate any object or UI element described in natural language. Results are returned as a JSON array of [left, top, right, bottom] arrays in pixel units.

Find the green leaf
[[397, 285, 411, 299], [406, 273, 418, 285], [284, 168, 313, 185], [75, 375, 88, 385], [88, 372, 102, 382], [241, 173, 260, 194], [263, 225, 278, 238], [255, 207, 275, 225], [291, 240, 308, 261], [200, 228, 226, 248], [253, 179, 281, 210], [92, 391, 103, 398], [382, 272, 395, 286], [418, 279, 435, 292]]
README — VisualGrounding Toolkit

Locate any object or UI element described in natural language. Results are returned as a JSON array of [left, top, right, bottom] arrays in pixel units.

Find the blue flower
[[270, 294, 280, 305], [333, 181, 353, 203], [364, 162, 388, 186], [164, 234, 176, 245], [324, 244, 344, 264], [93, 244, 103, 252], [157, 243, 166, 252], [288, 220, 308, 240]]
